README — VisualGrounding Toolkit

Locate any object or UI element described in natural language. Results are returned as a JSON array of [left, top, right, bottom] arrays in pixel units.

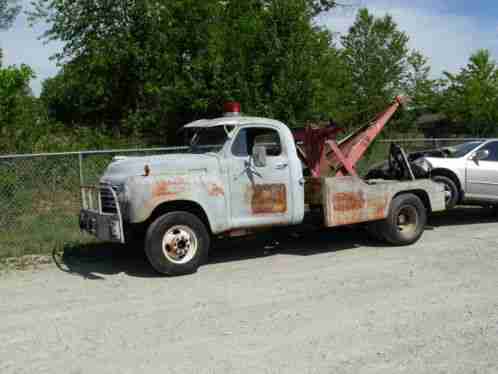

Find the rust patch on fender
[[333, 192, 366, 211], [152, 178, 188, 198], [251, 184, 287, 214], [330, 192, 389, 226], [207, 183, 225, 197]]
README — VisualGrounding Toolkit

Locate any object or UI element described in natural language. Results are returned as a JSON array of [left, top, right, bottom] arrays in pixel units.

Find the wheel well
[[394, 190, 432, 212], [431, 168, 463, 202], [148, 200, 212, 234]]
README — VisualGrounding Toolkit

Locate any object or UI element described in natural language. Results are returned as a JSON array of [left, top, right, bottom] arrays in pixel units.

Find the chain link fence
[[0, 139, 484, 258], [0, 147, 189, 258]]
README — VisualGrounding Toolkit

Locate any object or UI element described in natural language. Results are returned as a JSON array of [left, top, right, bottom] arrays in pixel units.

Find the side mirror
[[472, 149, 490, 163], [253, 145, 267, 167]]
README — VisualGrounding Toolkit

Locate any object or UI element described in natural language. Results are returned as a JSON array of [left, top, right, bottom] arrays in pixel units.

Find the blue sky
[[1, 0, 498, 96]]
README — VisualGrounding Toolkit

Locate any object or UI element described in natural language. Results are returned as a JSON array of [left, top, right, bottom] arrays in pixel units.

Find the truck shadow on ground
[[54, 226, 380, 280], [55, 206, 498, 280], [428, 206, 498, 227]]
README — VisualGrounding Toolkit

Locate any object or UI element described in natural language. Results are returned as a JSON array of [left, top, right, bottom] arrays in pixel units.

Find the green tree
[[212, 0, 344, 125], [404, 51, 435, 108], [32, 0, 342, 142], [33, 0, 225, 136], [0, 0, 20, 30], [439, 49, 498, 136], [0, 63, 38, 153], [340, 8, 411, 127], [307, 0, 338, 16], [396, 50, 438, 135]]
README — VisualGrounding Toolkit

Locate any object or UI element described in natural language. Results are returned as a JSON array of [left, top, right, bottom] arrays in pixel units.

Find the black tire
[[432, 175, 459, 209], [145, 212, 210, 276], [378, 193, 427, 246]]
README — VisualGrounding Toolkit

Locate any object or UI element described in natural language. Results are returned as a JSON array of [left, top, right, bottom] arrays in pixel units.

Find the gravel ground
[[1, 207, 497, 374]]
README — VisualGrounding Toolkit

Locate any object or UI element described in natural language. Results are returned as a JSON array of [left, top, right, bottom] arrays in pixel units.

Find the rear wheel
[[145, 212, 210, 276], [378, 194, 427, 246], [432, 175, 459, 209]]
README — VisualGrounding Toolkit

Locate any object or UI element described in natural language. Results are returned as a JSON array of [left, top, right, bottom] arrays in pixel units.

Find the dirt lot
[[1, 207, 497, 374]]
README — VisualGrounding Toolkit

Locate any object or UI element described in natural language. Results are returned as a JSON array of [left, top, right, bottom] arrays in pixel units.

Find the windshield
[[448, 141, 483, 158], [184, 126, 232, 154]]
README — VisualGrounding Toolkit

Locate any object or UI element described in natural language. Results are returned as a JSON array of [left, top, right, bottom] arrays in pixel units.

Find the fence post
[[78, 152, 85, 208], [78, 152, 84, 186]]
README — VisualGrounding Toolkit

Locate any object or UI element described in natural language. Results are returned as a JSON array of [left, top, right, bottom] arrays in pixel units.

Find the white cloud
[[319, 0, 498, 78]]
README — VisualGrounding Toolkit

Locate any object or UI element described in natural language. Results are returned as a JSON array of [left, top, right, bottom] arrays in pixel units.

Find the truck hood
[[423, 156, 465, 170], [100, 153, 220, 185]]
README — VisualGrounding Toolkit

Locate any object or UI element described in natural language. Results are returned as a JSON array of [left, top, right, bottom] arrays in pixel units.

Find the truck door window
[[232, 128, 282, 157]]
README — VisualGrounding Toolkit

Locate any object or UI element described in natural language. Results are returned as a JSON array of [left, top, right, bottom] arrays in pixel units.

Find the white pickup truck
[[80, 102, 446, 276]]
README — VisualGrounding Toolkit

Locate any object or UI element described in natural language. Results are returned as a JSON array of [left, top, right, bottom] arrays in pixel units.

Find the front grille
[[100, 186, 118, 214]]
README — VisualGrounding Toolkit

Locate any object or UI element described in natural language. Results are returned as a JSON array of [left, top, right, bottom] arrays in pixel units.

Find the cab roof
[[183, 116, 286, 129]]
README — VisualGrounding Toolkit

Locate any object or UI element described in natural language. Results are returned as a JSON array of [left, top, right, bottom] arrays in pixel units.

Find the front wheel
[[378, 194, 427, 246], [145, 212, 210, 276]]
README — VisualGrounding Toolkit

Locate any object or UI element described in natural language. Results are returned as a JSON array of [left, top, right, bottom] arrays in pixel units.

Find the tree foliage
[[0, 62, 38, 152], [0, 0, 20, 30], [340, 8, 411, 126], [437, 49, 498, 136], [19, 2, 498, 154], [32, 0, 346, 142]]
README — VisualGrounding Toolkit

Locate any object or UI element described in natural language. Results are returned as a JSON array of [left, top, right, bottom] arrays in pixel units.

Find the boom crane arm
[[294, 96, 407, 178]]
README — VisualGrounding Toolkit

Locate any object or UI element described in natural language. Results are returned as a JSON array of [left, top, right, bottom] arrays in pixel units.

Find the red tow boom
[[293, 96, 407, 178]]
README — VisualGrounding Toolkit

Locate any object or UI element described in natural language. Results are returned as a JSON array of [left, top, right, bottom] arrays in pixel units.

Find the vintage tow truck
[[80, 99, 446, 275]]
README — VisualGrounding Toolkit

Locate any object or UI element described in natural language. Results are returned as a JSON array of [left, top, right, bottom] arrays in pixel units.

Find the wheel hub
[[398, 214, 407, 225], [162, 225, 198, 264], [443, 184, 452, 201], [396, 205, 418, 236]]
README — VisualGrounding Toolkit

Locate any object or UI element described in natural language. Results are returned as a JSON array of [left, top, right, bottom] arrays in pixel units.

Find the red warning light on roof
[[223, 101, 241, 116]]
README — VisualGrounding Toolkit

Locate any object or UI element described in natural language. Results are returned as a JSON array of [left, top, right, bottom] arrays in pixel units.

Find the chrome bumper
[[79, 184, 125, 243]]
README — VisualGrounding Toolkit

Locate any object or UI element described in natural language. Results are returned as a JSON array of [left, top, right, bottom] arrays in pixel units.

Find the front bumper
[[79, 185, 125, 243]]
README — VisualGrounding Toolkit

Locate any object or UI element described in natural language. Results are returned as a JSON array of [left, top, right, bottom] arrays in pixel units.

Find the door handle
[[275, 162, 288, 170]]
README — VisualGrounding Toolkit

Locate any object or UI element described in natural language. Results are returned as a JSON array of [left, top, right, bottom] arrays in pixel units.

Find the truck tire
[[432, 175, 459, 209], [378, 193, 427, 246], [145, 212, 210, 276]]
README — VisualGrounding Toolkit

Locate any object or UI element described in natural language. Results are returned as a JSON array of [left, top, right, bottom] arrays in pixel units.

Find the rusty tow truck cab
[[80, 100, 446, 276]]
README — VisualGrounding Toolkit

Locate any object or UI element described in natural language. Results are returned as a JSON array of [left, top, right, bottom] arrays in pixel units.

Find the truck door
[[466, 141, 498, 201], [228, 126, 293, 228]]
